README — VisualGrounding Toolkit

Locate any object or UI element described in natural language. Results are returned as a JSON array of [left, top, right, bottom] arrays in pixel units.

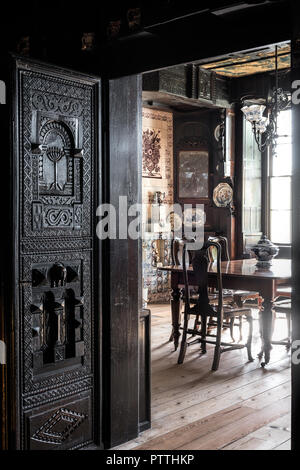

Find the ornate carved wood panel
[[12, 58, 100, 450]]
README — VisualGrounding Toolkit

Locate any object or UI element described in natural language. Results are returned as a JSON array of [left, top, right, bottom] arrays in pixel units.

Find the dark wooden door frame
[[102, 75, 142, 449], [291, 1, 300, 451]]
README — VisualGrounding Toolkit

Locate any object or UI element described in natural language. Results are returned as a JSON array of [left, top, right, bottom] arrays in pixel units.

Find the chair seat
[[189, 290, 259, 306], [181, 285, 260, 307], [276, 286, 292, 298], [187, 303, 252, 318], [189, 293, 233, 304], [222, 289, 259, 300], [274, 299, 291, 314], [208, 289, 259, 299], [272, 299, 291, 350], [223, 305, 252, 318]]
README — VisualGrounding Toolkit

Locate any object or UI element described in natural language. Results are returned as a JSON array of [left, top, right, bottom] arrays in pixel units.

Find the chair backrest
[[181, 239, 223, 316], [171, 237, 196, 267], [207, 235, 230, 262]]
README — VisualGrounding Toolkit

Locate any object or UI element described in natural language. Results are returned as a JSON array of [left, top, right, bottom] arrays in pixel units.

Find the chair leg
[[212, 316, 222, 371], [257, 311, 264, 360], [192, 314, 200, 336], [201, 314, 207, 354], [246, 315, 254, 362], [230, 317, 235, 342], [223, 317, 230, 330], [178, 312, 189, 364], [239, 316, 243, 342], [286, 313, 291, 352]]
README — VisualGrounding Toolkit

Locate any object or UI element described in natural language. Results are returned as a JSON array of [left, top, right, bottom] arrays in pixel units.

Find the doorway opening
[[130, 41, 291, 451]]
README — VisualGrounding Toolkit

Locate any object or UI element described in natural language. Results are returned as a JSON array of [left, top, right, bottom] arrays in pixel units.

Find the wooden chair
[[207, 235, 262, 341], [171, 236, 256, 342], [276, 286, 291, 299], [272, 299, 291, 351], [171, 236, 235, 332], [274, 284, 291, 348], [177, 239, 254, 371], [207, 236, 261, 308]]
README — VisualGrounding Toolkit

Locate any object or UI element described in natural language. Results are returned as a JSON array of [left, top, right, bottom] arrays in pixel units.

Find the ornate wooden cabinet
[[5, 57, 101, 450]]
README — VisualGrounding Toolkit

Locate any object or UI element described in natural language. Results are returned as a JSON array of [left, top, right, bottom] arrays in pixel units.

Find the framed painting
[[177, 147, 210, 202]]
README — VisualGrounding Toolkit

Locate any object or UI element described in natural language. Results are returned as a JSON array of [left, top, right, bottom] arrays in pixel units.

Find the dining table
[[158, 258, 291, 366]]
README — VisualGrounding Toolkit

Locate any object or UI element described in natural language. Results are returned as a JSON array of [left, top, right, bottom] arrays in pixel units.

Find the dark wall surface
[[0, 1, 292, 78], [0, 0, 297, 451]]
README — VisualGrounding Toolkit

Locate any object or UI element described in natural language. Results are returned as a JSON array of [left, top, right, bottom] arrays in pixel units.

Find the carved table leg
[[259, 296, 276, 367], [169, 287, 181, 351]]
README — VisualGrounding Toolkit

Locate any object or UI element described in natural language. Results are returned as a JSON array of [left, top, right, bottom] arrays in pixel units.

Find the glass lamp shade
[[241, 104, 266, 123], [255, 116, 268, 134]]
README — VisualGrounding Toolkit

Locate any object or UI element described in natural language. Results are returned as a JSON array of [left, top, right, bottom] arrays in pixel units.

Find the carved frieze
[[21, 251, 92, 395], [197, 68, 211, 100], [32, 92, 84, 116], [25, 394, 92, 450], [143, 64, 230, 108], [20, 70, 93, 238], [31, 407, 87, 445]]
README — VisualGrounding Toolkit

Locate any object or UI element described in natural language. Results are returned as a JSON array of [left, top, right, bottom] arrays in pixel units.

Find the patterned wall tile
[[142, 109, 173, 303]]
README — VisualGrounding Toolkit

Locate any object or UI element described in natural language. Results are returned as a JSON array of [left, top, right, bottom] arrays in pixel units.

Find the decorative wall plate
[[183, 207, 206, 228], [213, 182, 233, 208], [214, 124, 221, 142]]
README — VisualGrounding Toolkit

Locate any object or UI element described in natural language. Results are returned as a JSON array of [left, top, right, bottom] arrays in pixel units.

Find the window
[[269, 109, 292, 244], [242, 120, 262, 253], [0, 80, 5, 104]]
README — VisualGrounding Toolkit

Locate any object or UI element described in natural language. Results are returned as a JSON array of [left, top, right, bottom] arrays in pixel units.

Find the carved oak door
[[11, 57, 101, 450]]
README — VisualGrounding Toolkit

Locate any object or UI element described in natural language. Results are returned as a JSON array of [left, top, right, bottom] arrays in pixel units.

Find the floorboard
[[113, 303, 291, 451]]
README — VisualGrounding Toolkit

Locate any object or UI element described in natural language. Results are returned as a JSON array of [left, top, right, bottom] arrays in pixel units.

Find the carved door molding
[[10, 57, 101, 450]]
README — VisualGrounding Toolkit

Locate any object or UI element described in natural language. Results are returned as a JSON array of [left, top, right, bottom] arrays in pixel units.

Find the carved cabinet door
[[11, 57, 101, 450]]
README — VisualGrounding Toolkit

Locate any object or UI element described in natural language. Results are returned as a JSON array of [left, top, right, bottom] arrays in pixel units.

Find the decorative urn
[[251, 235, 279, 267]]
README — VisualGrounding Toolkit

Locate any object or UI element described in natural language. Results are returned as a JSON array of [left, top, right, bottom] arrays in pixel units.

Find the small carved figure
[[48, 262, 67, 287]]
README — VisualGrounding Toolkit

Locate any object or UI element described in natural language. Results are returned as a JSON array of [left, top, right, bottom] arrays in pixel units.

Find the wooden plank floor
[[114, 304, 291, 451]]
